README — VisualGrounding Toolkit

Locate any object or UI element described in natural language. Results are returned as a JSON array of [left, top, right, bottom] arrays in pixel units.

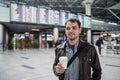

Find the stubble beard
[[68, 36, 78, 42]]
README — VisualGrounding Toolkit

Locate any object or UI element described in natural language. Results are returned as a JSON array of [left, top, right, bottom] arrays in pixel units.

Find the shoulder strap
[[67, 43, 88, 68]]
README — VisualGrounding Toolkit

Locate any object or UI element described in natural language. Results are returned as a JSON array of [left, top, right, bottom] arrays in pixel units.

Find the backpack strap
[[67, 43, 88, 68]]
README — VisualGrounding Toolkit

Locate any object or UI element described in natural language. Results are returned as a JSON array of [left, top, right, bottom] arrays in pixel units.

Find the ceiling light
[[32, 29, 40, 31], [25, 32, 29, 34]]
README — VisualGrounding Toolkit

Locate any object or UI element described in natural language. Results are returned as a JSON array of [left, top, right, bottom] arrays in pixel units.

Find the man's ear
[[79, 28, 82, 34]]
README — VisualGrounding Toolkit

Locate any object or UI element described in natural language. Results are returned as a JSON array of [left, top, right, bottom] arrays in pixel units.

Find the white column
[[39, 34, 42, 48], [85, 2, 92, 43], [53, 27, 59, 42], [85, 3, 91, 15], [0, 24, 3, 53], [87, 29, 91, 43]]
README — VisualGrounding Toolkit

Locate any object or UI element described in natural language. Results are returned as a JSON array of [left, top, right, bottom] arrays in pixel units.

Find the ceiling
[[0, 0, 120, 33]]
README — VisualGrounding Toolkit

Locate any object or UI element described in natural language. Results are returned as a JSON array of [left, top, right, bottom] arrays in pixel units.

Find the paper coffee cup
[[59, 56, 68, 69]]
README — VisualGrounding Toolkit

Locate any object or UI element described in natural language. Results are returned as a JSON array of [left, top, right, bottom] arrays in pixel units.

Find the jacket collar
[[57, 39, 87, 49]]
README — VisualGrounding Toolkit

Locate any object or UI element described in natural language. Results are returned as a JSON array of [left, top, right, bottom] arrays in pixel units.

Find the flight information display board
[[25, 6, 37, 23], [11, 3, 26, 22], [84, 15, 92, 28], [48, 9, 54, 24], [11, 3, 37, 23], [60, 11, 66, 25], [69, 13, 78, 19], [10, 3, 92, 29], [39, 8, 49, 24], [78, 14, 84, 28], [60, 11, 69, 26], [53, 10, 60, 25]]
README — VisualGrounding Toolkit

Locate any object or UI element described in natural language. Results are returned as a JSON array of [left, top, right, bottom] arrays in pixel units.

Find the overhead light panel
[[25, 32, 30, 34], [32, 29, 40, 31]]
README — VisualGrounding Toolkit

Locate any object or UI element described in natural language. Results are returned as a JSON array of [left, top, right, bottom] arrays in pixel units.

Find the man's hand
[[55, 63, 65, 74]]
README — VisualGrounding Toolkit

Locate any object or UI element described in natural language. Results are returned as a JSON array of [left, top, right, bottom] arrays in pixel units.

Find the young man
[[53, 18, 102, 80]]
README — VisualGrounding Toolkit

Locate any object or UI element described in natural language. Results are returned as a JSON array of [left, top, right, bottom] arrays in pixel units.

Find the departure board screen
[[60, 11, 69, 26], [11, 3, 25, 22], [69, 13, 78, 19], [39, 8, 49, 24], [11, 3, 37, 23], [53, 10, 60, 25], [78, 14, 84, 28], [84, 16, 91, 28], [25, 6, 37, 23], [60, 11, 66, 25], [48, 9, 54, 24]]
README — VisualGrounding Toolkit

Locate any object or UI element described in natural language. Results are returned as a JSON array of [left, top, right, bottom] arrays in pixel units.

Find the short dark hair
[[65, 18, 81, 28]]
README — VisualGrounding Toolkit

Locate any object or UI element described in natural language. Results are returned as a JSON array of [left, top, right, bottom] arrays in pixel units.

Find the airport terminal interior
[[0, 0, 120, 80]]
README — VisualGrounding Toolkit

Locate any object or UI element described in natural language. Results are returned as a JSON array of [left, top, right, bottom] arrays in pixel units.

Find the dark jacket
[[96, 39, 103, 48], [53, 40, 102, 80]]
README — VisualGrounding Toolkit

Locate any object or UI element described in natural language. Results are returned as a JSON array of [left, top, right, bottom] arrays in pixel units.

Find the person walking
[[96, 37, 103, 55], [53, 18, 102, 80]]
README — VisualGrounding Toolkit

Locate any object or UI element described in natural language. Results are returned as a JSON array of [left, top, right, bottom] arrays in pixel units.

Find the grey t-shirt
[[64, 43, 79, 80]]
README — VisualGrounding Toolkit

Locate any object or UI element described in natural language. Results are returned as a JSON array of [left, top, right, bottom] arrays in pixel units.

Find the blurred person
[[53, 18, 102, 80], [96, 37, 103, 55], [55, 39, 62, 47], [52, 39, 55, 48]]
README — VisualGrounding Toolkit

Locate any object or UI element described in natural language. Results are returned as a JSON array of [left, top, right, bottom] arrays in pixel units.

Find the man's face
[[65, 21, 81, 41]]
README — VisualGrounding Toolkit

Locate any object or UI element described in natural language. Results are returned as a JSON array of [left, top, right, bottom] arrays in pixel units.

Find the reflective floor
[[0, 48, 120, 80]]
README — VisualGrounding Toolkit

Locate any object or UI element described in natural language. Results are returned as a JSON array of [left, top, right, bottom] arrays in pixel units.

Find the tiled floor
[[0, 48, 120, 80]]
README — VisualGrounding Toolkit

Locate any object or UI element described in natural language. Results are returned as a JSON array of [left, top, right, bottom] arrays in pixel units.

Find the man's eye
[[66, 27, 70, 30], [72, 27, 76, 30]]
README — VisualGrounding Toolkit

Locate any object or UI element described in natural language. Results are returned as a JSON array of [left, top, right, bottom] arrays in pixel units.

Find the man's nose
[[69, 28, 73, 32]]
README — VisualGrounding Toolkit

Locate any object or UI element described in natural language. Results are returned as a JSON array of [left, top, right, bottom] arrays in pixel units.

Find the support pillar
[[83, 0, 94, 43], [53, 27, 59, 42], [0, 24, 3, 53], [85, 3, 92, 43]]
